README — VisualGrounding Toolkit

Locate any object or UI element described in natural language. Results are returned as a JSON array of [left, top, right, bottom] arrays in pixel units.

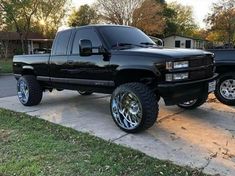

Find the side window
[[72, 28, 102, 54], [54, 30, 72, 55]]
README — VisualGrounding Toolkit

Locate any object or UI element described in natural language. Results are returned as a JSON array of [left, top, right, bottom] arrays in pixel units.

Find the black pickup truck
[[13, 25, 217, 133], [208, 50, 235, 106]]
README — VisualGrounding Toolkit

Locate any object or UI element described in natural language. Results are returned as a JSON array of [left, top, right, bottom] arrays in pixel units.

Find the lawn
[[0, 59, 12, 73], [0, 108, 207, 176]]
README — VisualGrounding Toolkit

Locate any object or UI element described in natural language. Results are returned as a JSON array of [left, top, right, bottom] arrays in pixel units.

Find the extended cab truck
[[13, 25, 217, 133], [209, 49, 235, 105]]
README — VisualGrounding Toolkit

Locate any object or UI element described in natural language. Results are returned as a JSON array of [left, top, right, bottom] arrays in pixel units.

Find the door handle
[[67, 60, 74, 65]]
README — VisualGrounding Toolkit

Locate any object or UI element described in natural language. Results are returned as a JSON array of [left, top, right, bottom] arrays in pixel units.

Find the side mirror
[[79, 39, 92, 56]]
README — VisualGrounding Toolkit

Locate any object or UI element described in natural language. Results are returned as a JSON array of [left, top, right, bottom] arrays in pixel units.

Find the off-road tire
[[17, 75, 43, 106], [110, 82, 159, 133]]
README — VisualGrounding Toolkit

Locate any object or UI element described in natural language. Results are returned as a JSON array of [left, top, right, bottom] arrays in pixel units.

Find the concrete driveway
[[0, 75, 16, 98], [0, 91, 234, 176]]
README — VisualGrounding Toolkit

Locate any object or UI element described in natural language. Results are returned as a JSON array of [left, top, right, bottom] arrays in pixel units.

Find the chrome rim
[[78, 90, 86, 94], [17, 80, 29, 104], [178, 99, 197, 107], [220, 79, 235, 100], [111, 91, 143, 130]]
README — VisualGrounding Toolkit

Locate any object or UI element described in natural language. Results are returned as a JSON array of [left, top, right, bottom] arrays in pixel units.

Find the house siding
[[163, 35, 205, 49]]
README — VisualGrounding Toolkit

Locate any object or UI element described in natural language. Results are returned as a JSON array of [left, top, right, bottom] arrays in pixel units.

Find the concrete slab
[[0, 90, 234, 176]]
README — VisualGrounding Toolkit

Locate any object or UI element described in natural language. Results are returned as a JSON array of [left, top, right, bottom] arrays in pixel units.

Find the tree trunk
[[19, 33, 25, 54], [4, 40, 9, 58]]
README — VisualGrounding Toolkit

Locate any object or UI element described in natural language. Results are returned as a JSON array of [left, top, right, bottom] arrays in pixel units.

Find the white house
[[163, 35, 206, 49]]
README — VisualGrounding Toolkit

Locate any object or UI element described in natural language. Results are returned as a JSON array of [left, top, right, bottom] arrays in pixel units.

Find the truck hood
[[112, 47, 213, 59]]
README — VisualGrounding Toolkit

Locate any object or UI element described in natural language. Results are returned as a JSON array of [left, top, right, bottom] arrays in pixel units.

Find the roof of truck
[[58, 24, 135, 33]]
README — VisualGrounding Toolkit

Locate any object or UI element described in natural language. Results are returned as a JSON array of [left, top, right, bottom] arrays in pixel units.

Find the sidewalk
[[0, 91, 234, 176]]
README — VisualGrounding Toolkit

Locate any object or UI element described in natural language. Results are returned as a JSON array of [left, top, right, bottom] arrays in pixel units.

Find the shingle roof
[[0, 32, 46, 40]]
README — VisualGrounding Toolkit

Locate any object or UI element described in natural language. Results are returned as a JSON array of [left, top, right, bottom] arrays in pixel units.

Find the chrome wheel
[[111, 91, 143, 130], [78, 90, 86, 94], [78, 90, 93, 95], [178, 99, 197, 107], [220, 79, 235, 100], [17, 80, 29, 104]]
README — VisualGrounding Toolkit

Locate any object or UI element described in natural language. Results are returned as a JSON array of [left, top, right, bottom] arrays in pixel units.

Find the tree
[[165, 2, 197, 36], [68, 4, 98, 27], [132, 0, 165, 35], [163, 6, 177, 36], [34, 0, 71, 38], [0, 0, 40, 54], [0, 7, 5, 31], [205, 0, 235, 47], [0, 0, 70, 53], [96, 0, 144, 25]]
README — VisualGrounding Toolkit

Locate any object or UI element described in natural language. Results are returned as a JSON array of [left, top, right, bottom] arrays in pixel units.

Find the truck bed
[[208, 49, 235, 63], [13, 54, 50, 77]]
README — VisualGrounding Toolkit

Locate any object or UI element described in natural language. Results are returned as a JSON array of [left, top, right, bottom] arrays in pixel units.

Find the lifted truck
[[13, 25, 217, 133]]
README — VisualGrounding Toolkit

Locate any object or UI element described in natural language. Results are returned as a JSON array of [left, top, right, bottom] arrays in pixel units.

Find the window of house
[[175, 40, 181, 48], [186, 40, 191, 48]]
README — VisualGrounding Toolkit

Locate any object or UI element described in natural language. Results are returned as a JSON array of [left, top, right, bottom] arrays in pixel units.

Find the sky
[[72, 0, 216, 28]]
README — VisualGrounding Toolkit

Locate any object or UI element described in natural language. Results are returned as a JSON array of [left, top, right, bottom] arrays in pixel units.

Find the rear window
[[53, 30, 72, 55]]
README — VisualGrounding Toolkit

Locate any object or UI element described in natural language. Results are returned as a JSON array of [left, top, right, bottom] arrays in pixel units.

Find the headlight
[[166, 73, 189, 81], [166, 61, 189, 70]]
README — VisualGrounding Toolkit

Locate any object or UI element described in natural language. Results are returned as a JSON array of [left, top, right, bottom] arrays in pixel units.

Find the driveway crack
[[111, 133, 129, 142], [198, 152, 218, 173], [158, 110, 185, 123], [24, 109, 40, 113]]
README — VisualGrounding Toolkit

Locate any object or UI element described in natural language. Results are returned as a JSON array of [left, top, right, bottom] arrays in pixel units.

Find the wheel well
[[22, 69, 35, 76], [216, 65, 235, 74], [115, 69, 157, 86]]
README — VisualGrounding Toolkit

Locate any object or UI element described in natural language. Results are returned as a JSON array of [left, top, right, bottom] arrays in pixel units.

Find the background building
[[0, 32, 53, 58], [163, 35, 206, 49]]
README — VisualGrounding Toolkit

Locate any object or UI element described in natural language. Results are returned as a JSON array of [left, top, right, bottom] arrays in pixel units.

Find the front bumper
[[157, 74, 218, 106]]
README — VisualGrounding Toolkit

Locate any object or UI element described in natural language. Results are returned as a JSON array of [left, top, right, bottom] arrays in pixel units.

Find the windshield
[[97, 26, 155, 49]]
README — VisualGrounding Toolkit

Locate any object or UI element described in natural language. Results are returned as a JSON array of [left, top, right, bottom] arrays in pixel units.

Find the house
[[0, 32, 53, 58], [163, 34, 206, 49]]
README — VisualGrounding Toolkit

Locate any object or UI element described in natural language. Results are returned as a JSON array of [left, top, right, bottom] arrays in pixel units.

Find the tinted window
[[72, 28, 102, 54], [98, 26, 154, 48], [175, 40, 181, 48], [54, 30, 72, 55]]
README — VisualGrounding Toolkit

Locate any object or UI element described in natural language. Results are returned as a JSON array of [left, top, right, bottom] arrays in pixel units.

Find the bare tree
[[96, 0, 144, 25]]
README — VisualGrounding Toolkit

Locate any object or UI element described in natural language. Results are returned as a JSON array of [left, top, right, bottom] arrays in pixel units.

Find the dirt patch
[[0, 129, 13, 142]]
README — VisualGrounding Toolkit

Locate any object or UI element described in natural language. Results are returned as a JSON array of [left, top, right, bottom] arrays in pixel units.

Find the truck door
[[49, 29, 73, 82], [66, 28, 112, 86]]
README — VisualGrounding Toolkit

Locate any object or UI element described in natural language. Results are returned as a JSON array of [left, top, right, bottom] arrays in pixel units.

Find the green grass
[[0, 59, 12, 73], [0, 109, 207, 176]]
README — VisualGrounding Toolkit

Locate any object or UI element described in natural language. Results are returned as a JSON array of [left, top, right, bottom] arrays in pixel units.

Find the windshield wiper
[[112, 43, 146, 49]]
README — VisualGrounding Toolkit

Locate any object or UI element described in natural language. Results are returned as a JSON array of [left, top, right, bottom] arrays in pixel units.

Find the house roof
[[164, 34, 206, 41], [0, 32, 47, 40]]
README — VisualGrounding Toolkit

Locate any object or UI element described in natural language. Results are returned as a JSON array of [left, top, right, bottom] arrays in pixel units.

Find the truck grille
[[188, 55, 214, 80], [190, 67, 214, 80], [189, 56, 213, 67]]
